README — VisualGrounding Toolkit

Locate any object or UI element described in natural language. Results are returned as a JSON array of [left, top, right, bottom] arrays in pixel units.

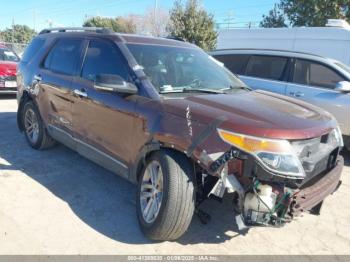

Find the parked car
[[217, 19, 350, 67], [0, 44, 19, 94], [211, 49, 350, 151], [17, 27, 344, 241]]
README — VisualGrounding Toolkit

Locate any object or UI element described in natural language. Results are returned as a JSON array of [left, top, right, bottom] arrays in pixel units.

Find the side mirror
[[94, 74, 138, 95], [335, 81, 350, 93]]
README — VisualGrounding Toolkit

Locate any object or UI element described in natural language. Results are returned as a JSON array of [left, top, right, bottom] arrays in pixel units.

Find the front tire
[[22, 101, 56, 150], [137, 150, 195, 241]]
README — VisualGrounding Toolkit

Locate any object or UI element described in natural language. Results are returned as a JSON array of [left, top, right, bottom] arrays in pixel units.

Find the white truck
[[217, 19, 350, 66]]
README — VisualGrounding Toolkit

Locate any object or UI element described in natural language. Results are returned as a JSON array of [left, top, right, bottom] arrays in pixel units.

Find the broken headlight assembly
[[217, 129, 305, 178], [329, 126, 344, 147]]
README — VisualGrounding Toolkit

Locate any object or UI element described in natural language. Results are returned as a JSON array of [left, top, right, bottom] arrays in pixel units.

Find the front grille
[[291, 132, 340, 184]]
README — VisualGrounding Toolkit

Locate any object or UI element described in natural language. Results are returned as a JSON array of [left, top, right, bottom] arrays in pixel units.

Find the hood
[[0, 61, 17, 76], [162, 90, 337, 140]]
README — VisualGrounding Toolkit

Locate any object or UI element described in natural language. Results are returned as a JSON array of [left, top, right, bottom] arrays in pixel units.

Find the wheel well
[[17, 91, 33, 132], [134, 146, 196, 183]]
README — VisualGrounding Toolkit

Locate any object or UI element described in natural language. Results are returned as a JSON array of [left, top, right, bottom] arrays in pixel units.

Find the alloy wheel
[[24, 108, 40, 144], [140, 161, 164, 224]]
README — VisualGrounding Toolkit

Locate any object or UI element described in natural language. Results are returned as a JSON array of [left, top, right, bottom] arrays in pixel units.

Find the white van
[[217, 19, 350, 66]]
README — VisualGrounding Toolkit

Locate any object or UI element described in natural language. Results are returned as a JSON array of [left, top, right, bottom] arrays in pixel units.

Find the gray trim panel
[[47, 125, 129, 178]]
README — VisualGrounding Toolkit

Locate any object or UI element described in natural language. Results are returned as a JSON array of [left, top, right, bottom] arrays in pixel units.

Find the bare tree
[[135, 7, 170, 37]]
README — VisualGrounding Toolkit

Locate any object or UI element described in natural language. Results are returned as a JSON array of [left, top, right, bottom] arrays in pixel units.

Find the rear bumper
[[0, 76, 17, 94], [290, 156, 344, 216], [0, 90, 17, 94]]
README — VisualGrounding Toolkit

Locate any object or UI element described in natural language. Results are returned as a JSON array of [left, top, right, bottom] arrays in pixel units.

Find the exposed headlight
[[217, 129, 305, 178], [329, 126, 344, 147]]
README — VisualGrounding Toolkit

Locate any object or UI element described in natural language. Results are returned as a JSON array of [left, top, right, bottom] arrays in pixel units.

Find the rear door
[[241, 55, 289, 94], [286, 58, 350, 136], [37, 38, 85, 135]]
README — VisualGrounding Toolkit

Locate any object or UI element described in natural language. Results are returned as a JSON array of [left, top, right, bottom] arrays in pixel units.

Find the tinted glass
[[81, 40, 128, 81], [44, 39, 82, 75], [214, 54, 250, 75], [127, 43, 246, 93], [0, 48, 20, 62], [21, 38, 45, 63], [293, 59, 345, 89], [246, 55, 288, 80]]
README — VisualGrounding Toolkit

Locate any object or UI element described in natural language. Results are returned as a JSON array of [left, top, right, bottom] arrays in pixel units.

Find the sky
[[0, 0, 278, 31]]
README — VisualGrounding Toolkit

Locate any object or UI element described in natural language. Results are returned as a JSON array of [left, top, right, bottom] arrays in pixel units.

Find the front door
[[286, 59, 350, 136], [72, 39, 140, 177]]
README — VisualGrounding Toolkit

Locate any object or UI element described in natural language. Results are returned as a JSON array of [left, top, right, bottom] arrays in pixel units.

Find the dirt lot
[[0, 95, 350, 255]]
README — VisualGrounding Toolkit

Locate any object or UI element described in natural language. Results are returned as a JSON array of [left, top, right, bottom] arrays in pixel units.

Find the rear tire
[[22, 101, 56, 150], [137, 149, 195, 241]]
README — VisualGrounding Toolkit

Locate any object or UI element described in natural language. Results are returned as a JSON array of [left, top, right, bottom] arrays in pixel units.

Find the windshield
[[0, 48, 20, 62], [126, 43, 247, 93]]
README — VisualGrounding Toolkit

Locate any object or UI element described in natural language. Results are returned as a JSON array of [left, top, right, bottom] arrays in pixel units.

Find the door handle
[[73, 89, 88, 98], [289, 91, 304, 97]]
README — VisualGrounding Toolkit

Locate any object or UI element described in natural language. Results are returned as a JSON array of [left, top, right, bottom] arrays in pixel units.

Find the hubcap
[[24, 108, 40, 144], [140, 161, 164, 224]]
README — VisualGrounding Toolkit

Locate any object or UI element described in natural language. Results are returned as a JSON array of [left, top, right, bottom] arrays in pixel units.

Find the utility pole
[[154, 0, 158, 24], [11, 17, 15, 45], [33, 9, 37, 32], [153, 0, 158, 36], [224, 10, 234, 29]]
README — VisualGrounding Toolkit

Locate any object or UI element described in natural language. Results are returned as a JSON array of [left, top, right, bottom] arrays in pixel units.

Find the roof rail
[[39, 27, 114, 35], [165, 36, 186, 42]]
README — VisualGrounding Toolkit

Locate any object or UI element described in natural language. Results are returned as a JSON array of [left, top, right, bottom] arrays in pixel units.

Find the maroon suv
[[17, 27, 344, 241]]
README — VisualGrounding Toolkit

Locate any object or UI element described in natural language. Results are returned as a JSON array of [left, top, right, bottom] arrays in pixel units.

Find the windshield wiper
[[159, 87, 224, 94], [182, 87, 225, 94], [221, 85, 252, 92]]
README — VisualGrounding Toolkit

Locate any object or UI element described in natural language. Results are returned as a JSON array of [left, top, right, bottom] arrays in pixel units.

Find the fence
[[0, 41, 28, 55]]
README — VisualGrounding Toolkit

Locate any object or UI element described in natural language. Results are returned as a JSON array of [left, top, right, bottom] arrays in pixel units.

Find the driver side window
[[293, 59, 345, 89], [81, 40, 129, 81]]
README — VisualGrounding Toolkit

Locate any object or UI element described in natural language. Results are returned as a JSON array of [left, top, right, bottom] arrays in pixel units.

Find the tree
[[262, 0, 350, 27], [260, 4, 287, 28], [167, 0, 217, 51], [83, 16, 136, 33], [1, 25, 36, 44], [138, 8, 170, 37]]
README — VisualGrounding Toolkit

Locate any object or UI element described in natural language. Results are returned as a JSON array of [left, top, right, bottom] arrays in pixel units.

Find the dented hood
[[162, 90, 337, 140]]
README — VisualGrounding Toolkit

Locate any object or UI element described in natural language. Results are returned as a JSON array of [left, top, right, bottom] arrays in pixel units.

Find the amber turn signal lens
[[217, 129, 291, 154]]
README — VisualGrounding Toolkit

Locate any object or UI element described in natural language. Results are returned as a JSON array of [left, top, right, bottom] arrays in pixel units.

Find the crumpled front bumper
[[290, 156, 344, 217]]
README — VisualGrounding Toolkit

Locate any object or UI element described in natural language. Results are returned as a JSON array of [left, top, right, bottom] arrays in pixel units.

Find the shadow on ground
[[343, 149, 350, 167], [0, 94, 16, 100], [0, 111, 244, 245]]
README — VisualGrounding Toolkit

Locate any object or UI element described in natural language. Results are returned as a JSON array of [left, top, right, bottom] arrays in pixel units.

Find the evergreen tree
[[167, 0, 217, 51]]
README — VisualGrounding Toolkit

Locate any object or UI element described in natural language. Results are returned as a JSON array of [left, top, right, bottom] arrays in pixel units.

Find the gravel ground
[[0, 95, 349, 255]]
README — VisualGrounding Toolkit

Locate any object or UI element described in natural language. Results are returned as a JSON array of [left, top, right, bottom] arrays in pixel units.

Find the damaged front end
[[198, 127, 344, 230]]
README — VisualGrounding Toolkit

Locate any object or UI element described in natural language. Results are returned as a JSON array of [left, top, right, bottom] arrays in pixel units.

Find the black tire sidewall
[[22, 101, 45, 149], [136, 152, 171, 233]]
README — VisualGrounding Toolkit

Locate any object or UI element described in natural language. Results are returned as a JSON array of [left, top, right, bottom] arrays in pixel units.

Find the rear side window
[[214, 54, 250, 75], [246, 55, 288, 81], [44, 39, 83, 76], [293, 59, 345, 89], [22, 38, 45, 63], [81, 40, 129, 81]]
